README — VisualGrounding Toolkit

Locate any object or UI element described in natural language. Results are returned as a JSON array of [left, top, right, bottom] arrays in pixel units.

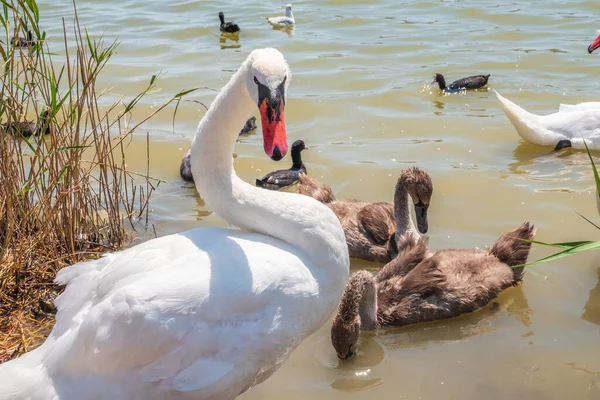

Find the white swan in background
[[0, 48, 349, 400], [267, 4, 295, 27], [495, 90, 600, 150]]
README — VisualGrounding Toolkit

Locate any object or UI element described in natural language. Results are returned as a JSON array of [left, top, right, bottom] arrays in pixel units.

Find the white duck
[[0, 48, 349, 400], [495, 90, 600, 150], [267, 4, 295, 27]]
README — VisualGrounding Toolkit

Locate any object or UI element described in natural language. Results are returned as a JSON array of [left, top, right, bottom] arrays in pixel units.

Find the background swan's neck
[[393, 183, 418, 243]]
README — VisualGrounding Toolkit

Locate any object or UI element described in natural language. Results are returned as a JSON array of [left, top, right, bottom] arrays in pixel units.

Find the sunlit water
[[30, 0, 600, 398]]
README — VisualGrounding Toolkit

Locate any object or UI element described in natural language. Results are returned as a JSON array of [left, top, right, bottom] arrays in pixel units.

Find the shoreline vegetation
[[0, 0, 195, 361]]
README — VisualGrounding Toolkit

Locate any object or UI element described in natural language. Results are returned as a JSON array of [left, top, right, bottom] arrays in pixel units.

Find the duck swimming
[[180, 116, 257, 182], [299, 167, 433, 264], [10, 30, 34, 48], [495, 90, 600, 150], [331, 222, 535, 360], [256, 139, 308, 190], [219, 12, 240, 33], [2, 109, 51, 137], [431, 73, 490, 92]]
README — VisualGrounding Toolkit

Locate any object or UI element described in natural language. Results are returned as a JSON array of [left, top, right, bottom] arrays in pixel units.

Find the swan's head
[[285, 4, 293, 16], [398, 167, 433, 234], [588, 30, 600, 54], [245, 48, 291, 161]]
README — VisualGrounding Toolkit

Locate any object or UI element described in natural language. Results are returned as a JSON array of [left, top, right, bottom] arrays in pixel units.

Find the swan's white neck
[[190, 57, 348, 308], [286, 8, 294, 19]]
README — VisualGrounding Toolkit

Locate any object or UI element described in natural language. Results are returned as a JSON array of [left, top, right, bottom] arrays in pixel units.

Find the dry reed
[[0, 0, 195, 361]]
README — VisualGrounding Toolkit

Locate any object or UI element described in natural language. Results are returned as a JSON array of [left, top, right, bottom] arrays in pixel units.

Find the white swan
[[495, 90, 600, 150], [0, 48, 349, 400], [267, 4, 295, 27]]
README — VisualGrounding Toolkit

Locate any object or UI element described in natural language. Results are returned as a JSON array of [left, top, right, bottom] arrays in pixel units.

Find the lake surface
[[36, 0, 600, 398]]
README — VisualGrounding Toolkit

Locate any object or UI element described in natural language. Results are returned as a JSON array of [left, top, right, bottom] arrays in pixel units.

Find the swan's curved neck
[[286, 8, 294, 19], [190, 60, 348, 300], [337, 272, 378, 331], [393, 182, 418, 244]]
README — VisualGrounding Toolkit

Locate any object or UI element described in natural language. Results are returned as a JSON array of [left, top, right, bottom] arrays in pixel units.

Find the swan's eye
[[254, 76, 260, 85]]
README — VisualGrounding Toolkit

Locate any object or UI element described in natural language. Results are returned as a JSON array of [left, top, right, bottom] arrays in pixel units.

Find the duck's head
[[291, 139, 308, 153], [588, 30, 600, 54], [431, 73, 444, 85], [244, 48, 291, 161], [398, 167, 433, 234]]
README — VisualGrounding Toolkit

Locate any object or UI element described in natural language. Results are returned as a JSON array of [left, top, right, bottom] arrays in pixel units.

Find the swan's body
[[180, 117, 257, 182], [298, 168, 433, 264], [331, 223, 535, 359], [495, 91, 600, 150], [267, 4, 295, 27], [256, 139, 307, 190], [0, 48, 349, 400]]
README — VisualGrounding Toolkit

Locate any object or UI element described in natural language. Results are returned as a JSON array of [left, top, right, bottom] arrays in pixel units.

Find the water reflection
[[508, 142, 597, 183], [270, 25, 295, 38], [311, 332, 386, 393], [582, 267, 600, 326], [219, 32, 240, 50]]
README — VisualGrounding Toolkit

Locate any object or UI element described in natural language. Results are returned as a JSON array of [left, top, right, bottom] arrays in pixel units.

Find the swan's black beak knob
[[271, 146, 283, 161]]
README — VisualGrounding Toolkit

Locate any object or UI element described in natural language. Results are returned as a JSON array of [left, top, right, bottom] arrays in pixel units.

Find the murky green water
[[33, 0, 600, 398]]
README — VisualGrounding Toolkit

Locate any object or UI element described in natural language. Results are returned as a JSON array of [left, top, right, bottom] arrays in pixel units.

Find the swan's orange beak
[[589, 34, 600, 54], [259, 97, 287, 161]]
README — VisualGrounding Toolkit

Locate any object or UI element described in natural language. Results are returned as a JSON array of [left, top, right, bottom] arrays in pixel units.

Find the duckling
[[256, 139, 308, 190], [179, 116, 257, 182], [331, 222, 535, 360], [219, 12, 240, 33], [10, 30, 34, 48], [299, 167, 433, 264], [2, 109, 51, 138], [431, 73, 490, 92]]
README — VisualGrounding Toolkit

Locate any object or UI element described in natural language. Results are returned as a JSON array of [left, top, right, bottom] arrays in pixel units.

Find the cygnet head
[[398, 167, 433, 234], [331, 314, 359, 360], [244, 48, 291, 161]]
